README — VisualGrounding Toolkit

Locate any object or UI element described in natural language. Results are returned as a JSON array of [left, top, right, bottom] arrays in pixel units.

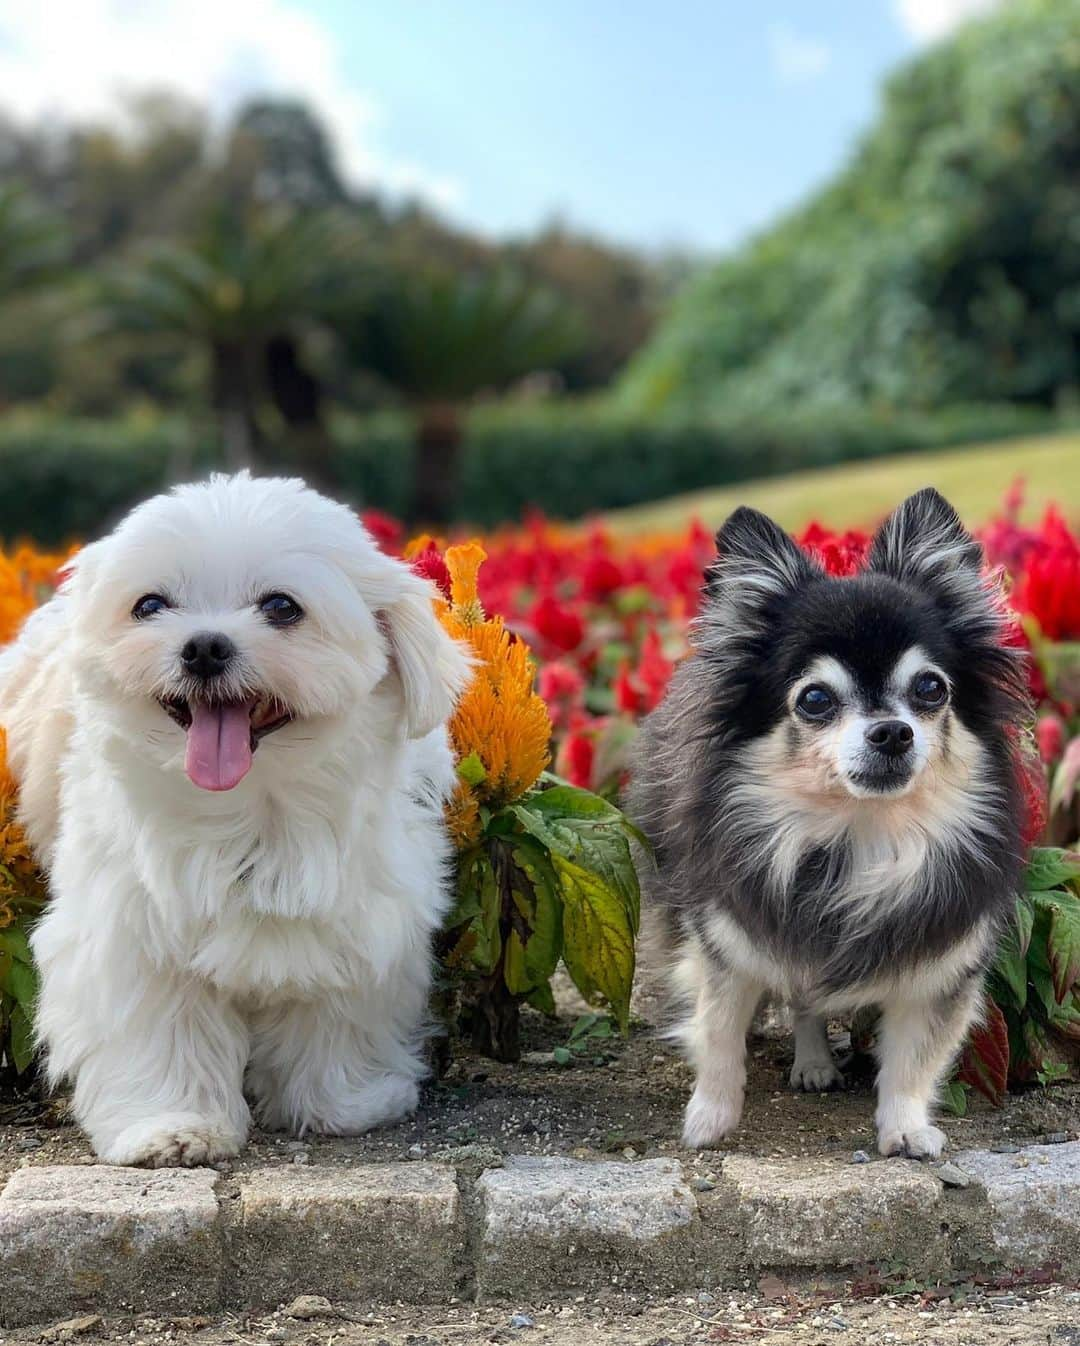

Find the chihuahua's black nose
[[181, 632, 236, 680], [865, 719, 914, 757]]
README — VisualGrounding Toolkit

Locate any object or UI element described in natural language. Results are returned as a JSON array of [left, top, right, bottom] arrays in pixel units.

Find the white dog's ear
[[381, 576, 472, 739]]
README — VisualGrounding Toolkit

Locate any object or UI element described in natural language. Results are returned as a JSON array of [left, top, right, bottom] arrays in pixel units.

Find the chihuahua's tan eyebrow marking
[[889, 646, 949, 699], [789, 655, 855, 709]]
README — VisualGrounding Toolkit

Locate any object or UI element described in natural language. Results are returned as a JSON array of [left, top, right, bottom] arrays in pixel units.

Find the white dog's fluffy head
[[63, 472, 470, 791]]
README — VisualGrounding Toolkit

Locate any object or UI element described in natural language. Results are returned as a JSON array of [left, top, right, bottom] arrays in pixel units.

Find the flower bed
[[2, 488, 1079, 1098]]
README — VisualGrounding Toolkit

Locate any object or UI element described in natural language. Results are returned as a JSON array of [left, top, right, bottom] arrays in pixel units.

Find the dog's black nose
[[181, 632, 236, 680], [865, 719, 914, 757]]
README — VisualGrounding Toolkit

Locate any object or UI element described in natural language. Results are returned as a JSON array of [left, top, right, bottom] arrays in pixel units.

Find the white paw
[[682, 1087, 743, 1148], [877, 1125, 946, 1160], [789, 1057, 845, 1092], [102, 1114, 244, 1168]]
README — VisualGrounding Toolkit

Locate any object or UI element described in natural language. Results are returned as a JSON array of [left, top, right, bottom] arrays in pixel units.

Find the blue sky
[[0, 0, 1002, 254], [306, 1, 916, 252]]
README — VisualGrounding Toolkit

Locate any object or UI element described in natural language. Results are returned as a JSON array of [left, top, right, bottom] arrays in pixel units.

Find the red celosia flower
[[613, 661, 640, 715], [537, 660, 585, 729], [797, 522, 870, 577], [1036, 713, 1066, 766], [529, 594, 585, 654], [999, 609, 1049, 704], [581, 552, 624, 602], [559, 725, 595, 789], [637, 627, 675, 708], [409, 540, 452, 601], [1009, 508, 1080, 641], [361, 509, 403, 554], [615, 627, 675, 714]]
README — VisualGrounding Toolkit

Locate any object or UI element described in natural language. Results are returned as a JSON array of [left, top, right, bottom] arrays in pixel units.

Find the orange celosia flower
[[432, 541, 552, 847], [0, 542, 63, 927], [0, 542, 73, 645], [0, 727, 46, 931]]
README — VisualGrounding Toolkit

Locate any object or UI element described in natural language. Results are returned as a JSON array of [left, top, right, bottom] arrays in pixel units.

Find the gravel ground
[[5, 1283, 1080, 1346], [3, 994, 1079, 1184], [3, 965, 1079, 1179]]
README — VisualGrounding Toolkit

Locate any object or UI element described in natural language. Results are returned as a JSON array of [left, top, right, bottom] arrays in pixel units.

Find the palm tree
[[97, 206, 366, 482], [0, 184, 67, 300], [358, 267, 582, 521]]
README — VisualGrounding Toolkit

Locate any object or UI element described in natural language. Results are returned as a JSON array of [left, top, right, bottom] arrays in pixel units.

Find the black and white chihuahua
[[630, 489, 1028, 1159]]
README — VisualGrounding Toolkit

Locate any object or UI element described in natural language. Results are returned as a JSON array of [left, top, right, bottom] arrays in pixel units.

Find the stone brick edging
[[2, 1142, 1078, 1326]]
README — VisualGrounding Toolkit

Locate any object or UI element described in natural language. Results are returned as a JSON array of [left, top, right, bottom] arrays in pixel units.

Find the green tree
[[507, 222, 661, 389], [97, 206, 366, 482], [355, 267, 582, 520], [0, 184, 66, 301], [621, 0, 1080, 417], [226, 99, 349, 209]]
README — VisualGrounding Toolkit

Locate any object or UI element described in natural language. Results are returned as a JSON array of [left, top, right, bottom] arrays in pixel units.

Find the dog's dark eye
[[796, 685, 836, 721], [912, 671, 948, 707], [132, 594, 169, 620], [259, 593, 303, 626]]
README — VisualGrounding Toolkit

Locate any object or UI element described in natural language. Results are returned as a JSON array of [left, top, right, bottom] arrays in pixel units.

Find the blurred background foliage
[[620, 0, 1080, 418], [0, 0, 1079, 534]]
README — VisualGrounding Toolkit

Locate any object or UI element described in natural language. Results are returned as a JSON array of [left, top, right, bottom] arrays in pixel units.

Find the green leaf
[[552, 1046, 572, 1066], [1025, 848, 1080, 893], [555, 854, 636, 1033], [5, 958, 36, 1011], [1014, 894, 1035, 959], [1045, 893, 1080, 1003], [511, 839, 563, 989], [1030, 960, 1058, 1017], [531, 784, 649, 849], [456, 752, 487, 787], [503, 929, 531, 996], [1047, 994, 1080, 1041], [447, 845, 484, 927], [1028, 901, 1064, 1012], [526, 981, 556, 1016], [9, 1003, 33, 1074], [1036, 1060, 1070, 1086], [569, 1012, 601, 1043], [0, 925, 33, 966], [992, 903, 1031, 1010], [941, 1079, 968, 1118], [450, 848, 502, 974], [511, 791, 642, 932]]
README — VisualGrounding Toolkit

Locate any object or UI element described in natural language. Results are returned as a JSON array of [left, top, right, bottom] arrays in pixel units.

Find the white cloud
[[893, 0, 1005, 42], [0, 0, 465, 211], [767, 22, 832, 83]]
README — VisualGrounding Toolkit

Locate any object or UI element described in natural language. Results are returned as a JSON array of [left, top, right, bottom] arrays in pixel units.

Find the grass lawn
[[605, 430, 1080, 535]]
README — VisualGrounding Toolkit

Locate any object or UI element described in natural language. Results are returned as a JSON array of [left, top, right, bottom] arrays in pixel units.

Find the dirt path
[[3, 971, 1079, 1183], [7, 1283, 1080, 1346]]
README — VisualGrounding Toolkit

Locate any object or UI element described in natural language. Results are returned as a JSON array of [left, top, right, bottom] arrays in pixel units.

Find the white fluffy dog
[[0, 472, 470, 1167]]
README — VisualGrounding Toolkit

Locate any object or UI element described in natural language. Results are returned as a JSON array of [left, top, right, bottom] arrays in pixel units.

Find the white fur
[[0, 473, 471, 1166]]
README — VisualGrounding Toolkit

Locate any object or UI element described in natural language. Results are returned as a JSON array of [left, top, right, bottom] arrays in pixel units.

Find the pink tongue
[[184, 701, 254, 791]]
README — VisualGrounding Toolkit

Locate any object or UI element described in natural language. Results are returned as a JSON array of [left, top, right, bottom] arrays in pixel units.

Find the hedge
[[0, 402, 1059, 545]]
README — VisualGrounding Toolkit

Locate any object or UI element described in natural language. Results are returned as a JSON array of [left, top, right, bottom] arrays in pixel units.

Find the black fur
[[629, 488, 1030, 999]]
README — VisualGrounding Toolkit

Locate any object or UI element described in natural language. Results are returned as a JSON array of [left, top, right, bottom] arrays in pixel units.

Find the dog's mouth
[[158, 694, 292, 792], [845, 764, 915, 797]]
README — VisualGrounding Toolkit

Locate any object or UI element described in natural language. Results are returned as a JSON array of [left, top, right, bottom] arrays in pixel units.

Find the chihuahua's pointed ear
[[707, 506, 819, 603], [382, 575, 472, 739], [866, 488, 984, 609]]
